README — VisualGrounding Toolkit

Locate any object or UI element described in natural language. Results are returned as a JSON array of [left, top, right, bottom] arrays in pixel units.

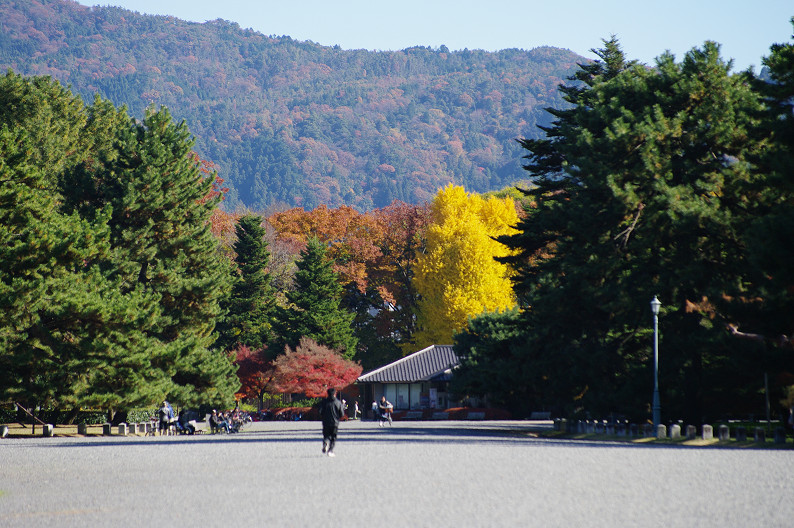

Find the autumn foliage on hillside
[[0, 1, 583, 210]]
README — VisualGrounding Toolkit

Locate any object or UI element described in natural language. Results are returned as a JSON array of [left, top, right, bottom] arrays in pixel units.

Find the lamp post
[[650, 296, 661, 428]]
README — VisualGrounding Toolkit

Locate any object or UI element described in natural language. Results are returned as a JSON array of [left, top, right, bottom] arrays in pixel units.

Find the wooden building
[[357, 345, 460, 416]]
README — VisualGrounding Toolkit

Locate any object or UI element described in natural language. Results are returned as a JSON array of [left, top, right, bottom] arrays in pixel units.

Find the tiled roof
[[357, 345, 459, 383]]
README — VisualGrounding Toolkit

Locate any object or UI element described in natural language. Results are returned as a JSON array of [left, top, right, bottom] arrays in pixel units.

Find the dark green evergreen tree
[[0, 74, 169, 412], [216, 214, 276, 351], [73, 106, 238, 407], [491, 40, 769, 420], [0, 71, 239, 412], [450, 308, 529, 414], [273, 237, 357, 359], [738, 19, 794, 350]]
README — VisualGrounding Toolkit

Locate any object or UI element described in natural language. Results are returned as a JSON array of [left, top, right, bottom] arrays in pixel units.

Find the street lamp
[[650, 296, 661, 428]]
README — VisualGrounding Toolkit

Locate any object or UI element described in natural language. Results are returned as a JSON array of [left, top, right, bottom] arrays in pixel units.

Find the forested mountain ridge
[[0, 0, 584, 210]]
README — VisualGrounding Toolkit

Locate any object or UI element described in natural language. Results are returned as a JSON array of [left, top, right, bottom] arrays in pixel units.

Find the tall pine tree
[[216, 214, 276, 352], [736, 19, 794, 350], [0, 73, 169, 411], [0, 72, 239, 411], [274, 237, 357, 359], [494, 40, 768, 420], [76, 106, 238, 407]]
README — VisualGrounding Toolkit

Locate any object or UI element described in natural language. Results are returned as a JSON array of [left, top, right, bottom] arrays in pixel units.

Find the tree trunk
[[64, 408, 80, 425]]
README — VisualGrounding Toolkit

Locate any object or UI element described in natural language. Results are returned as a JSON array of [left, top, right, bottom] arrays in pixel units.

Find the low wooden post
[[718, 425, 730, 441], [670, 424, 681, 439], [656, 424, 667, 438], [774, 428, 786, 444], [754, 428, 766, 443], [735, 427, 747, 441], [702, 424, 713, 440]]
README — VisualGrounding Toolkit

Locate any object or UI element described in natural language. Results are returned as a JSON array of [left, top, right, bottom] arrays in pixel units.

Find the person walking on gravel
[[320, 387, 344, 457], [378, 396, 393, 426]]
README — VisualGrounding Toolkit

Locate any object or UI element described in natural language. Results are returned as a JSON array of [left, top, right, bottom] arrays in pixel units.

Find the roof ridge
[[358, 344, 454, 381], [359, 344, 437, 379]]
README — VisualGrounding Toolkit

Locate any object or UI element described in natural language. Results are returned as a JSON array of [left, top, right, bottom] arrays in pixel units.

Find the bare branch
[[727, 323, 792, 348], [613, 202, 644, 248]]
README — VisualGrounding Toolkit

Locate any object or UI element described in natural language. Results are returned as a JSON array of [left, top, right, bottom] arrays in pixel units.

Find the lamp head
[[650, 296, 661, 315]]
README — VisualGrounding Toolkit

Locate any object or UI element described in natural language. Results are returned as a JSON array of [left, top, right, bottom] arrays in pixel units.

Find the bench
[[404, 411, 423, 420], [530, 411, 551, 420], [466, 411, 485, 420], [193, 414, 214, 434], [188, 420, 205, 434], [431, 412, 449, 420]]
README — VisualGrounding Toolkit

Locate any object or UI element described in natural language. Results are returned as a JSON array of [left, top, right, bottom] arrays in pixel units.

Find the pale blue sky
[[77, 0, 792, 72]]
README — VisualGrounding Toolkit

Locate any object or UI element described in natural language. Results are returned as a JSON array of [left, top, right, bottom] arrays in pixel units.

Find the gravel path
[[1, 420, 792, 527]]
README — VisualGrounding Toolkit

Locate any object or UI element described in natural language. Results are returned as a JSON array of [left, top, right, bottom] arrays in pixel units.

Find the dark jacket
[[320, 396, 344, 427]]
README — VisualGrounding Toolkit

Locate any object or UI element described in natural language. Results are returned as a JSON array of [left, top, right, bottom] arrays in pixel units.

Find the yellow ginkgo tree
[[412, 184, 519, 348]]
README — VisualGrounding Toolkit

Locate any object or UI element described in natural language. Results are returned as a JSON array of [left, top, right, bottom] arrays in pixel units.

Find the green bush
[[289, 398, 320, 408], [0, 406, 16, 423]]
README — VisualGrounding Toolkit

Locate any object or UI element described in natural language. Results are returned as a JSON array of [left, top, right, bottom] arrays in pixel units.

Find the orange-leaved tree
[[271, 337, 362, 398], [269, 201, 432, 368], [365, 201, 431, 358], [268, 204, 383, 292]]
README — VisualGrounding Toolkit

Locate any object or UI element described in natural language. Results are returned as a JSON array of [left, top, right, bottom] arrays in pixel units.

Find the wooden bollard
[[718, 424, 730, 440], [702, 424, 713, 440], [656, 424, 667, 438], [685, 425, 697, 440], [735, 427, 747, 441], [670, 424, 681, 439]]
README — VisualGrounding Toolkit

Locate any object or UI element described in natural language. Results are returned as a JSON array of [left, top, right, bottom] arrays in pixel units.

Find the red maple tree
[[271, 338, 362, 398], [234, 345, 277, 409]]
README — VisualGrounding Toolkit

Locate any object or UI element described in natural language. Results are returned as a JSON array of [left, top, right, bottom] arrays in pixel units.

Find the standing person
[[354, 401, 361, 420], [320, 387, 344, 457], [378, 396, 393, 426], [371, 400, 378, 421], [158, 401, 171, 435]]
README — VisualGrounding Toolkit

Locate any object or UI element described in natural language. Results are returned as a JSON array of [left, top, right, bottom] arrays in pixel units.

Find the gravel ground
[[1, 420, 792, 527]]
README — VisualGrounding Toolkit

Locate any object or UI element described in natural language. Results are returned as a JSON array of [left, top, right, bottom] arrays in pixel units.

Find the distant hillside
[[0, 0, 584, 210]]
